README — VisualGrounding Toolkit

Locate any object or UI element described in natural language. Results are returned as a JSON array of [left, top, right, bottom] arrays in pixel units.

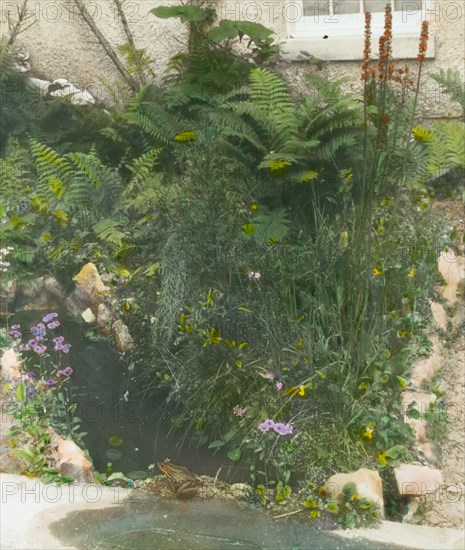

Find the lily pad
[[108, 435, 123, 446], [105, 449, 122, 461], [126, 470, 148, 480]]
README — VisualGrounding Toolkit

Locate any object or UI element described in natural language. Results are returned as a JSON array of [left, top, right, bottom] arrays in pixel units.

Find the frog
[[156, 459, 203, 499]]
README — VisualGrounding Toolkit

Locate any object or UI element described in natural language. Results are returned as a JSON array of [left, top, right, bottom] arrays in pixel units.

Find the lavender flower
[[42, 313, 58, 323], [62, 343, 71, 353], [258, 419, 275, 433], [27, 339, 37, 348], [273, 422, 294, 436], [19, 344, 30, 351], [62, 367, 74, 377], [258, 418, 294, 436], [30, 323, 46, 340], [28, 371, 37, 379], [46, 320, 60, 329], [9, 324, 23, 338], [45, 379, 57, 387], [33, 344, 47, 355], [26, 389, 35, 398]]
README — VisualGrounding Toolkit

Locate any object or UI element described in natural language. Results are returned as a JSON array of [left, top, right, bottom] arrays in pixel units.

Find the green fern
[[429, 69, 465, 118]]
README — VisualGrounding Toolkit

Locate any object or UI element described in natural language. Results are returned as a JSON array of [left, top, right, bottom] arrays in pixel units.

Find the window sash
[[292, 0, 426, 38]]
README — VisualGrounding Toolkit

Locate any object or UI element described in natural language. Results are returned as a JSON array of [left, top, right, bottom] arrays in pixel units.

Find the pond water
[[49, 495, 410, 550], [5, 309, 247, 482]]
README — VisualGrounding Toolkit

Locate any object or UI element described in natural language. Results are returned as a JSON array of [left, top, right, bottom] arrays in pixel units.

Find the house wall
[[1, 0, 464, 117]]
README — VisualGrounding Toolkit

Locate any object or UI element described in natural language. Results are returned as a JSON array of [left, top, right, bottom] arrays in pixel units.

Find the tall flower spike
[[418, 20, 429, 62], [361, 11, 372, 81]]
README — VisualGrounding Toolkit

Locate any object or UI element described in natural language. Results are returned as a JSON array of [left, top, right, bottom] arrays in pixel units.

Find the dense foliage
[[1, 4, 463, 496]]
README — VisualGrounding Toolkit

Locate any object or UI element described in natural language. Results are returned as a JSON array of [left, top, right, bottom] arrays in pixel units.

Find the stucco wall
[[1, 0, 464, 117]]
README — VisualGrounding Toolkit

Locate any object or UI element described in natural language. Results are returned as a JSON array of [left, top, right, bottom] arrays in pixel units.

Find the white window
[[281, 0, 435, 61]]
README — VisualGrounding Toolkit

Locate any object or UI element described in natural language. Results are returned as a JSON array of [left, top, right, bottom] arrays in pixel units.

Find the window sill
[[280, 35, 435, 62]]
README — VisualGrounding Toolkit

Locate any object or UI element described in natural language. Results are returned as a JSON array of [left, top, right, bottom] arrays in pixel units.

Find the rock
[[112, 320, 134, 352], [43, 276, 66, 302], [49, 431, 93, 483], [14, 277, 49, 311], [97, 303, 112, 326], [1, 349, 21, 382], [27, 77, 95, 105], [27, 77, 52, 94], [430, 301, 448, 330], [81, 308, 96, 323], [230, 483, 253, 499], [410, 341, 442, 388], [13, 51, 30, 73], [66, 262, 108, 315], [325, 468, 385, 518], [47, 78, 95, 105], [437, 250, 465, 306], [394, 464, 444, 495]]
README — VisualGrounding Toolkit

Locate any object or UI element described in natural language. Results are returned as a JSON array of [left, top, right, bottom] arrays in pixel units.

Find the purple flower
[[42, 313, 58, 323], [53, 337, 70, 352], [56, 370, 64, 378], [19, 344, 31, 351], [33, 344, 47, 355], [62, 367, 74, 377], [46, 320, 60, 329], [9, 324, 22, 338], [273, 422, 294, 436], [258, 419, 275, 433], [276, 382, 283, 390], [30, 323, 46, 340], [45, 379, 57, 387], [28, 371, 37, 379], [258, 418, 294, 436], [233, 406, 246, 417], [27, 339, 37, 348], [26, 389, 35, 398]]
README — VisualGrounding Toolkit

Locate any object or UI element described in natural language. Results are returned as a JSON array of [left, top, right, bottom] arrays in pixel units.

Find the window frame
[[281, 0, 434, 61]]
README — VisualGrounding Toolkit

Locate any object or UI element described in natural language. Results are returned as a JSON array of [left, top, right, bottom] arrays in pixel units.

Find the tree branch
[[73, 0, 139, 91], [112, 0, 146, 85]]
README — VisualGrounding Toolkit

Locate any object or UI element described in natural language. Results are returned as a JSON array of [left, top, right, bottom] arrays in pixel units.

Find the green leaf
[[15, 382, 26, 402], [227, 448, 241, 461], [150, 6, 207, 23], [384, 444, 406, 459], [241, 224, 255, 236], [223, 430, 235, 442], [396, 376, 408, 389], [208, 440, 225, 449], [406, 408, 421, 420], [208, 20, 238, 42]]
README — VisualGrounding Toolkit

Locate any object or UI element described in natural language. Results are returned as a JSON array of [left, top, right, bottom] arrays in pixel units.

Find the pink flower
[[233, 406, 246, 417], [276, 382, 283, 390], [265, 372, 275, 380]]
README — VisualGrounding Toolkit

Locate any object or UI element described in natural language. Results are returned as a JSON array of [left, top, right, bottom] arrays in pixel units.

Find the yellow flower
[[372, 267, 382, 277], [298, 385, 306, 396], [341, 231, 349, 246], [361, 425, 375, 440], [250, 202, 259, 212], [408, 267, 415, 278], [359, 382, 368, 391]]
